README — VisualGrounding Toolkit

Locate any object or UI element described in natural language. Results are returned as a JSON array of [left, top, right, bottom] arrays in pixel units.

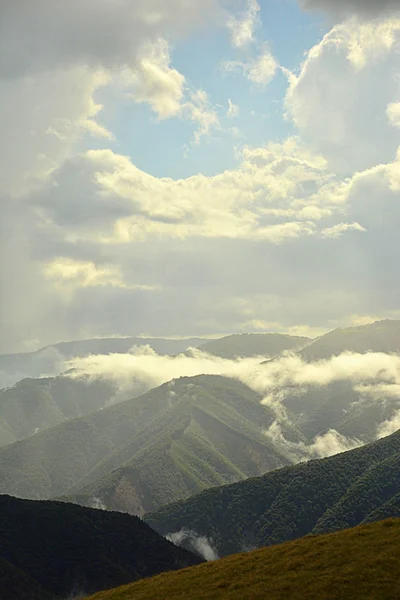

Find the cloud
[[227, 99, 240, 118], [166, 529, 218, 561], [285, 17, 400, 173], [299, 0, 400, 19], [65, 348, 265, 393], [321, 222, 367, 239], [126, 39, 185, 119], [0, 0, 218, 80], [264, 422, 362, 460], [223, 45, 278, 87], [246, 46, 278, 86], [227, 0, 260, 48], [376, 409, 400, 438]]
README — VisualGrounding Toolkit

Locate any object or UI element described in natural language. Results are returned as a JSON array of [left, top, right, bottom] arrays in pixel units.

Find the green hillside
[[0, 375, 117, 447], [0, 375, 294, 510], [197, 333, 310, 358], [0, 495, 201, 599], [300, 319, 400, 361], [87, 519, 400, 600], [145, 429, 400, 556]]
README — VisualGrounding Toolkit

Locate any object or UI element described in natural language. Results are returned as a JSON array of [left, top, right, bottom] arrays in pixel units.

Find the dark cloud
[[300, 0, 400, 18], [0, 0, 217, 79]]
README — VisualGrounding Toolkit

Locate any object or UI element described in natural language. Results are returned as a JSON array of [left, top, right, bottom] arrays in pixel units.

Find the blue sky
[[90, 0, 328, 179]]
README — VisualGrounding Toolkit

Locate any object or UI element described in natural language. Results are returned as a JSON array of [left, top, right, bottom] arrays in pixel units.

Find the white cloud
[[247, 46, 278, 86], [223, 45, 278, 87], [166, 529, 218, 561], [376, 409, 400, 438], [264, 422, 362, 460], [126, 39, 185, 119], [285, 17, 400, 173], [321, 222, 367, 238], [227, 0, 260, 48], [227, 99, 240, 118]]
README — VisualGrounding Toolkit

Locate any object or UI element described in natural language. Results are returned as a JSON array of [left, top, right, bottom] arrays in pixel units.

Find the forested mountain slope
[[0, 495, 201, 599], [0, 376, 293, 511], [145, 429, 400, 556]]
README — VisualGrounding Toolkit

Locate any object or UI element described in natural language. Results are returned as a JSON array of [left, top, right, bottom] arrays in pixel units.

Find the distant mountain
[[300, 319, 400, 361], [0, 375, 294, 511], [196, 333, 311, 359], [0, 495, 201, 598], [0, 336, 207, 388], [87, 519, 400, 600], [145, 429, 400, 557], [0, 375, 117, 447]]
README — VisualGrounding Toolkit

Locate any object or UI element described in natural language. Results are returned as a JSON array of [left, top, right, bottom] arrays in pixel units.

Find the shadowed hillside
[[146, 428, 400, 556], [87, 519, 400, 600], [0, 495, 202, 599]]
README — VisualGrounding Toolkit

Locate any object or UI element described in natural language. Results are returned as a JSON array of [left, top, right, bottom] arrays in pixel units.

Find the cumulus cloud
[[227, 0, 260, 48], [285, 17, 400, 173]]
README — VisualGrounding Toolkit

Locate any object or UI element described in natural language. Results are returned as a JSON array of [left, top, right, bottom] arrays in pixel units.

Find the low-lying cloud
[[166, 529, 218, 561], [264, 421, 362, 461], [65, 347, 400, 450]]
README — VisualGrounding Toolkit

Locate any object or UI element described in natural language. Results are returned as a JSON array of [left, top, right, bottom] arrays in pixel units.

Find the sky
[[1, 0, 400, 353]]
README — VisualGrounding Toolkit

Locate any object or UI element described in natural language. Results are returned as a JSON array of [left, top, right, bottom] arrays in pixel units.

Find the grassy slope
[[145, 429, 400, 556], [87, 519, 400, 600], [0, 495, 202, 598], [197, 333, 310, 358], [300, 319, 400, 361]]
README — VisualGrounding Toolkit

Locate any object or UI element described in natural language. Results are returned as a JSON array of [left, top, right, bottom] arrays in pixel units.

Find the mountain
[[196, 333, 311, 359], [0, 556, 53, 600], [87, 519, 400, 600], [145, 429, 400, 557], [0, 336, 207, 388], [0, 375, 294, 511], [300, 319, 400, 361], [0, 375, 117, 447], [0, 495, 202, 599]]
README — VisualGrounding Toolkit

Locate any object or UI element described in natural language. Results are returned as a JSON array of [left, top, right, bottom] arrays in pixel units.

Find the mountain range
[[145, 427, 400, 556]]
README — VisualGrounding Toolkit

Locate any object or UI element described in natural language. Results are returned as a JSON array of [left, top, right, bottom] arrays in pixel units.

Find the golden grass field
[[87, 518, 400, 600]]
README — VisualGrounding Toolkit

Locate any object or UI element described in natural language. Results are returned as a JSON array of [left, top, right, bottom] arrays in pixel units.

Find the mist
[[166, 529, 218, 561]]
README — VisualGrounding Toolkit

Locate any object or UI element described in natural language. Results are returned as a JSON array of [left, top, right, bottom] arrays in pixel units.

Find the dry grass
[[86, 519, 400, 600]]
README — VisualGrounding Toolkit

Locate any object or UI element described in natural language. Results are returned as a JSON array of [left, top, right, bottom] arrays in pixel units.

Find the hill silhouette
[[0, 495, 201, 598]]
